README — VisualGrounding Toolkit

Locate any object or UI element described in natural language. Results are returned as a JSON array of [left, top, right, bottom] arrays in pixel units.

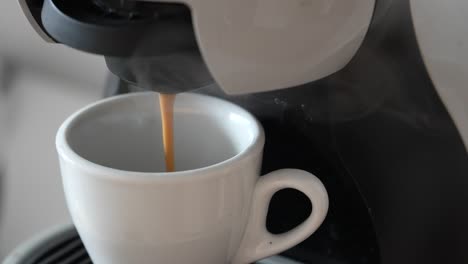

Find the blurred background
[[0, 1, 108, 259]]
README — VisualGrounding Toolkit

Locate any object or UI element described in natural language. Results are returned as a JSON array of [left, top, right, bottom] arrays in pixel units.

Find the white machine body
[[19, 0, 375, 95], [18, 0, 468, 150]]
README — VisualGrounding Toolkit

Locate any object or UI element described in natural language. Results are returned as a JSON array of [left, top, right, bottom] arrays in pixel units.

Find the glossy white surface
[[149, 0, 374, 94], [2, 223, 304, 264], [56, 92, 328, 264], [21, 0, 374, 95], [233, 169, 329, 264], [411, 0, 468, 151]]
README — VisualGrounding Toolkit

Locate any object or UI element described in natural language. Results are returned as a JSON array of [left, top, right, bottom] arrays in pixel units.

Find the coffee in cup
[[56, 92, 328, 264]]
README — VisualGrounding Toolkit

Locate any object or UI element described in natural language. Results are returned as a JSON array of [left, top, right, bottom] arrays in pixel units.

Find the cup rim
[[55, 92, 265, 183]]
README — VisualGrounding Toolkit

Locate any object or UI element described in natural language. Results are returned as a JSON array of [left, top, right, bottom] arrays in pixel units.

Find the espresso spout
[[41, 0, 214, 93]]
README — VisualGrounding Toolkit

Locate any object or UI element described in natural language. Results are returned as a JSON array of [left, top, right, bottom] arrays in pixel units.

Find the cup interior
[[64, 92, 259, 173]]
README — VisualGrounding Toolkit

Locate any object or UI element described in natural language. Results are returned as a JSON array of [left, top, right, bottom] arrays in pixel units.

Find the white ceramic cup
[[56, 92, 328, 264]]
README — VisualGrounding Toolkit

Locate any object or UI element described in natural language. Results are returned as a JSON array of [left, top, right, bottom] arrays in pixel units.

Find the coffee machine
[[17, 0, 468, 263]]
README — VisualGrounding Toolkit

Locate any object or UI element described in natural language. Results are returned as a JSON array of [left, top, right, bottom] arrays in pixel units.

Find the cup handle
[[232, 169, 329, 264]]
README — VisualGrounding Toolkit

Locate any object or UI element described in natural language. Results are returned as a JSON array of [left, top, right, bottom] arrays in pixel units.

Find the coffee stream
[[159, 94, 176, 172]]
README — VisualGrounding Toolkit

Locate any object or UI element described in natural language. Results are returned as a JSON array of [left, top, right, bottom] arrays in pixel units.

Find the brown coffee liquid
[[159, 93, 176, 172]]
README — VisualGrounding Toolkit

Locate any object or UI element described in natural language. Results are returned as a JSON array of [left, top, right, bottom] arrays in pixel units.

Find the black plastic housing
[[41, 0, 196, 56], [40, 0, 214, 93]]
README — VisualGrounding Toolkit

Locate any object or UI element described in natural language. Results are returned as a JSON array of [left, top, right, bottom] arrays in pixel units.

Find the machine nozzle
[[92, 0, 141, 19], [40, 0, 214, 93]]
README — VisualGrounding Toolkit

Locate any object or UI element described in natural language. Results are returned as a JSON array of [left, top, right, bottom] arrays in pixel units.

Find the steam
[[129, 50, 214, 94]]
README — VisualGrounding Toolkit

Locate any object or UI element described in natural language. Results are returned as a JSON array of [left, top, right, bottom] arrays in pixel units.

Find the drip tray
[[3, 224, 302, 264]]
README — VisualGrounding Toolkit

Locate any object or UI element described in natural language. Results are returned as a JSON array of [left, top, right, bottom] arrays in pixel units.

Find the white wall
[[0, 71, 101, 259], [0, 1, 107, 259], [0, 1, 108, 88]]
